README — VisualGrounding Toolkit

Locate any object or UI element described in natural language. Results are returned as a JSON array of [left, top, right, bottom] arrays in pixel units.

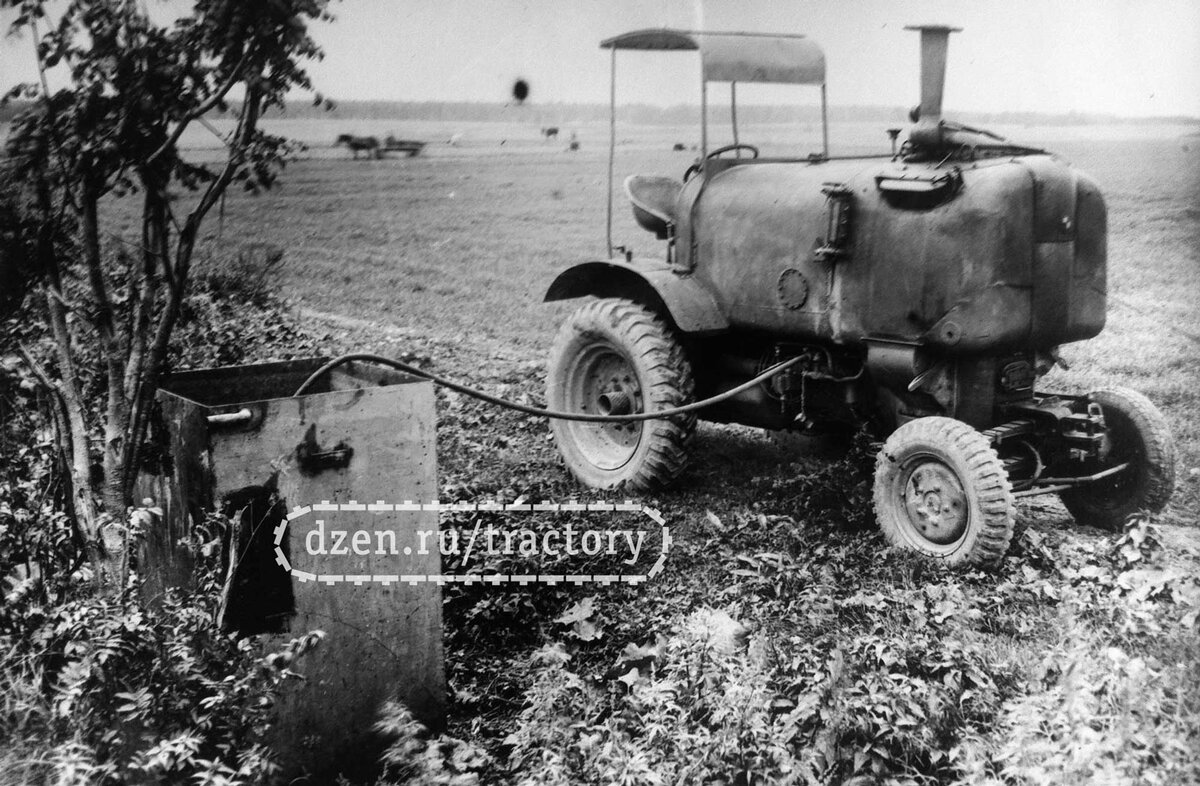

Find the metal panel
[[689, 160, 867, 338], [679, 156, 1075, 354], [601, 28, 825, 85], [1022, 155, 1078, 243], [1070, 173, 1107, 340], [1031, 241, 1074, 343], [139, 359, 443, 782], [600, 28, 699, 51], [544, 260, 730, 334], [698, 34, 825, 85], [678, 151, 1104, 354]]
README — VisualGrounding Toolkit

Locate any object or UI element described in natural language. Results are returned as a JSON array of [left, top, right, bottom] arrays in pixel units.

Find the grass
[[92, 119, 1200, 783]]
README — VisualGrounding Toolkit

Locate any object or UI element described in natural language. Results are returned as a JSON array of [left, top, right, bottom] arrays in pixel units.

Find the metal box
[[138, 358, 444, 780]]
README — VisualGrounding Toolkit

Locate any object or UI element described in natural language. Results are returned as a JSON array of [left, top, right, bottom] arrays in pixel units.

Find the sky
[[302, 0, 1200, 118], [1, 0, 1198, 118]]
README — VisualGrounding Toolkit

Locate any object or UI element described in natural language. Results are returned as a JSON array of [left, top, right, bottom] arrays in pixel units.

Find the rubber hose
[[292, 352, 808, 424]]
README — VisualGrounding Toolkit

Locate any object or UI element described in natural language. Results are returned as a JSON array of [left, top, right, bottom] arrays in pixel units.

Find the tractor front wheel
[[873, 416, 1015, 567], [1059, 387, 1176, 530], [546, 298, 695, 491]]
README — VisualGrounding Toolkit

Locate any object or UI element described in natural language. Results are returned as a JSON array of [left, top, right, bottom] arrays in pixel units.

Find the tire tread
[[547, 298, 695, 491]]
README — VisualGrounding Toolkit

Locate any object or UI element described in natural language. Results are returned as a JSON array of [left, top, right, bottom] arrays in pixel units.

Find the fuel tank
[[679, 153, 1106, 354]]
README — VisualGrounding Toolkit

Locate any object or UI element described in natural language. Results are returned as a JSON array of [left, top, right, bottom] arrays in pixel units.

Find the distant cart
[[383, 137, 426, 157]]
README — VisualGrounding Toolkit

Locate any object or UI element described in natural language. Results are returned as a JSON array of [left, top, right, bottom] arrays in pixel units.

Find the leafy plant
[[373, 700, 491, 786], [0, 544, 326, 785]]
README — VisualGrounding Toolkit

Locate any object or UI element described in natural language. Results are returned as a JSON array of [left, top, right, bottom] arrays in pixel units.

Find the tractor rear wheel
[[1060, 387, 1176, 530], [873, 416, 1015, 567], [547, 298, 695, 491]]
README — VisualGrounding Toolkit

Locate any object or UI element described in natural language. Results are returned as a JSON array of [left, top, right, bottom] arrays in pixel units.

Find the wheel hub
[[903, 462, 968, 545], [597, 389, 633, 416], [565, 347, 644, 470]]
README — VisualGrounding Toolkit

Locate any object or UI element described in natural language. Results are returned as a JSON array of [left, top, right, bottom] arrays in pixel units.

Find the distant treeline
[[1, 99, 1196, 127], [261, 100, 900, 125]]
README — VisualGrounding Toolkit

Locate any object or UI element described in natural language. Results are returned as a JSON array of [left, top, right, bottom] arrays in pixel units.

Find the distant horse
[[541, 126, 560, 139], [335, 134, 380, 159]]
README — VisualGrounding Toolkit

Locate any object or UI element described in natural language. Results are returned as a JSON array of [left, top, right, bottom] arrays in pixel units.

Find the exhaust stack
[[905, 25, 961, 147]]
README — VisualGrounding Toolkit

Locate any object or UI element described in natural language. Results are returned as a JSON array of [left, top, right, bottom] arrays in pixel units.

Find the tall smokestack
[[904, 25, 961, 147]]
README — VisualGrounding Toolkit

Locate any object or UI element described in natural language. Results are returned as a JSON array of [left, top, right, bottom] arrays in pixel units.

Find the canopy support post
[[821, 82, 829, 157], [606, 47, 616, 258], [730, 81, 739, 156], [700, 71, 708, 158]]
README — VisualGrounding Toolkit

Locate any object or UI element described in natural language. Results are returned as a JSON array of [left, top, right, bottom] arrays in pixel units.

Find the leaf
[[531, 642, 572, 666], [619, 635, 665, 664], [932, 599, 958, 623], [704, 510, 725, 531], [573, 619, 602, 642], [554, 597, 595, 626]]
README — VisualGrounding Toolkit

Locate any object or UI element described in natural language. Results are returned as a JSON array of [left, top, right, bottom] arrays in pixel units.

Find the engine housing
[[678, 152, 1105, 356]]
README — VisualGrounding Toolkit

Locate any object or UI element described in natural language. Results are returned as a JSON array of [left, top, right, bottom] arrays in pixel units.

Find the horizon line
[[276, 99, 1200, 124]]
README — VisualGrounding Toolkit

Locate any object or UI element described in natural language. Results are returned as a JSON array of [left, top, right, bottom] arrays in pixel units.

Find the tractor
[[543, 26, 1176, 566]]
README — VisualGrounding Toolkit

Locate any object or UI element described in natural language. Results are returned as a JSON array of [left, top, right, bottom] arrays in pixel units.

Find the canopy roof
[[600, 29, 825, 85]]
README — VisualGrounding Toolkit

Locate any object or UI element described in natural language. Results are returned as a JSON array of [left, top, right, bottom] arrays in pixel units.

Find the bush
[[505, 630, 811, 785], [0, 540, 325, 785], [195, 244, 286, 308], [0, 351, 77, 593], [1, 232, 334, 784], [172, 244, 324, 369]]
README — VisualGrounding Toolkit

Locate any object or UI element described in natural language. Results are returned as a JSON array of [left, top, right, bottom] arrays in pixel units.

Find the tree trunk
[[44, 289, 106, 585]]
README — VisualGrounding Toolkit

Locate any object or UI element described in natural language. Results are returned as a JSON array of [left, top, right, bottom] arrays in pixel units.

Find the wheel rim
[[563, 344, 643, 471], [896, 454, 969, 547]]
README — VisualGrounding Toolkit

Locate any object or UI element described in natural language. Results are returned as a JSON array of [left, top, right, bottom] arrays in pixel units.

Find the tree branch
[[123, 177, 166, 402], [29, 17, 54, 106], [44, 282, 81, 311], [120, 80, 265, 504], [189, 80, 262, 232], [16, 343, 68, 428], [16, 343, 75, 547], [145, 47, 254, 166], [77, 189, 131, 517], [119, 171, 169, 502]]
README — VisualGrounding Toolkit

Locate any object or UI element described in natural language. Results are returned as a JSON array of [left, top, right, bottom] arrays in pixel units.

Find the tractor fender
[[544, 260, 729, 335]]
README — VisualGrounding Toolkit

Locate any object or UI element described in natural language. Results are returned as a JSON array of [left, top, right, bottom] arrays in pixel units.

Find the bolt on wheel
[[874, 416, 1015, 567], [563, 346, 644, 470], [902, 460, 968, 545]]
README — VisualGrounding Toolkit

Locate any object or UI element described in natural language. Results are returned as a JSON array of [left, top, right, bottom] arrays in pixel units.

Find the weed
[[0, 519, 326, 785]]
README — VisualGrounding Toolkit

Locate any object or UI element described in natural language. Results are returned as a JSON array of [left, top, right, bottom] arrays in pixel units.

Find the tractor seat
[[624, 175, 682, 239]]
